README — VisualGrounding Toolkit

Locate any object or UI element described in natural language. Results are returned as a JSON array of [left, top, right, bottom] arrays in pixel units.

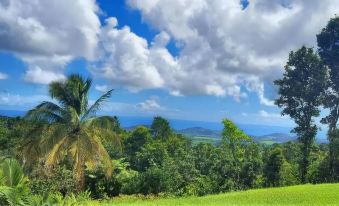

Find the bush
[[86, 159, 140, 197], [0, 158, 30, 206], [29, 165, 77, 196], [139, 167, 166, 195], [29, 191, 93, 206], [184, 176, 216, 196]]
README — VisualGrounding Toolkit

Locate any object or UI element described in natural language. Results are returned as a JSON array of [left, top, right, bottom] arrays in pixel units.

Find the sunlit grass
[[98, 184, 339, 206]]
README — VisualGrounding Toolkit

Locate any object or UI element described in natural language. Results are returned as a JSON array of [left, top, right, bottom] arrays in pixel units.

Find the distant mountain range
[[177, 127, 328, 144], [252, 133, 296, 144], [176, 127, 221, 138], [0, 109, 327, 143], [176, 126, 296, 144]]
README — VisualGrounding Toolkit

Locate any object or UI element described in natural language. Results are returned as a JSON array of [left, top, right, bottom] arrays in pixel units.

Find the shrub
[[0, 158, 30, 206], [29, 165, 77, 196]]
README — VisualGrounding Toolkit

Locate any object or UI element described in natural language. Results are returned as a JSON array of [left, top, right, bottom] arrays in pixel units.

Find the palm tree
[[24, 74, 121, 190]]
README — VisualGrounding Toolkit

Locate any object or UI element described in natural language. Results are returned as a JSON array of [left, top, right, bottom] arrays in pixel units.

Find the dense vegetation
[[0, 16, 339, 205]]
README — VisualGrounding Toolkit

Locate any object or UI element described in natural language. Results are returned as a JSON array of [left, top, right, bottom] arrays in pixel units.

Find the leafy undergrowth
[[98, 184, 339, 206]]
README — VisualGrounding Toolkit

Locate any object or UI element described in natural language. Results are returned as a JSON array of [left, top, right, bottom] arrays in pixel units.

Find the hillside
[[252, 133, 296, 144], [178, 126, 296, 145], [103, 184, 339, 206], [176, 127, 221, 138]]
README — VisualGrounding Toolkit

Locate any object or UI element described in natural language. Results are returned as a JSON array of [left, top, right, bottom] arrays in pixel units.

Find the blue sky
[[0, 0, 338, 127]]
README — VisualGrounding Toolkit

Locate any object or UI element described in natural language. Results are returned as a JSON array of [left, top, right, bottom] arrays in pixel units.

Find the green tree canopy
[[317, 16, 339, 180], [150, 116, 172, 140], [274, 46, 328, 183]]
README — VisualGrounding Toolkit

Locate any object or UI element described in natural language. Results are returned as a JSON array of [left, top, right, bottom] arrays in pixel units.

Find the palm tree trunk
[[78, 163, 86, 191]]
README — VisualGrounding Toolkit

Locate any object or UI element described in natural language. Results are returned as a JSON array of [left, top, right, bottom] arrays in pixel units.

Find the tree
[[241, 143, 263, 189], [263, 147, 286, 187], [274, 46, 328, 183], [150, 116, 172, 140], [317, 16, 339, 180], [222, 119, 251, 188], [124, 126, 152, 170], [24, 74, 121, 190]]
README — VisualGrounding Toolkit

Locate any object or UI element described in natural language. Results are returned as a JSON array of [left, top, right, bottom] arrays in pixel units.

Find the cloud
[[0, 92, 49, 108], [136, 98, 165, 112], [0, 0, 100, 84], [95, 84, 110, 92], [258, 110, 285, 118], [91, 18, 165, 91], [0, 72, 8, 80], [92, 18, 248, 100], [23, 67, 65, 84], [2, 0, 338, 106], [117, 0, 339, 104], [95, 97, 178, 117], [232, 109, 291, 126]]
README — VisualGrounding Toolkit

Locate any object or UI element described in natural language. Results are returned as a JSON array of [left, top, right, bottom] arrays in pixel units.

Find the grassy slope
[[100, 184, 339, 206]]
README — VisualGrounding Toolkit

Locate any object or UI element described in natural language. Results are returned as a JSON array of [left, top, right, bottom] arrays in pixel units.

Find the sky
[[0, 0, 338, 127]]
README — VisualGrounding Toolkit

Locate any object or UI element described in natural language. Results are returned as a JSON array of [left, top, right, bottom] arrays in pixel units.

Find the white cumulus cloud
[[95, 84, 110, 92], [121, 0, 339, 104], [0, 92, 49, 107], [136, 98, 164, 112], [0, 0, 100, 84], [2, 0, 339, 106]]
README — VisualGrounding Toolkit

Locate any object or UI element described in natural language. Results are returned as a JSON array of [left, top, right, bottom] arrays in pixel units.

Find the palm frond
[[81, 89, 113, 121], [19, 123, 49, 165], [0, 159, 26, 187], [49, 81, 70, 106], [45, 136, 68, 167], [86, 116, 119, 130], [82, 129, 113, 177], [25, 108, 63, 123]]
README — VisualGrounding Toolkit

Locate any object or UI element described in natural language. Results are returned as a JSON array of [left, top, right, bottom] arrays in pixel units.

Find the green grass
[[99, 184, 339, 206], [259, 140, 276, 145], [187, 136, 221, 145]]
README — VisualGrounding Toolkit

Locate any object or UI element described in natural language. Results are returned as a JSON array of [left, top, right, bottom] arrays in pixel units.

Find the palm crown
[[25, 74, 120, 189]]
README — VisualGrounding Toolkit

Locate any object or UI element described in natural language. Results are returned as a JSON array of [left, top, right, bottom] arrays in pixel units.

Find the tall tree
[[150, 116, 172, 140], [317, 16, 339, 180], [274, 46, 328, 183], [24, 74, 121, 190], [222, 119, 251, 188]]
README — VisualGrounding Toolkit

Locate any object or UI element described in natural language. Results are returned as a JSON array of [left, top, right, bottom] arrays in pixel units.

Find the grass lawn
[[98, 184, 339, 206]]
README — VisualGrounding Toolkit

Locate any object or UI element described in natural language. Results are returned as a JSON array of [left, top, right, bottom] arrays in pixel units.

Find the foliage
[[29, 164, 77, 196], [29, 191, 93, 206], [124, 126, 152, 170], [150, 116, 172, 140], [222, 119, 252, 188], [0, 158, 30, 206], [240, 143, 263, 189], [263, 147, 284, 187], [274, 46, 328, 183], [317, 16, 339, 181], [24, 74, 122, 190]]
